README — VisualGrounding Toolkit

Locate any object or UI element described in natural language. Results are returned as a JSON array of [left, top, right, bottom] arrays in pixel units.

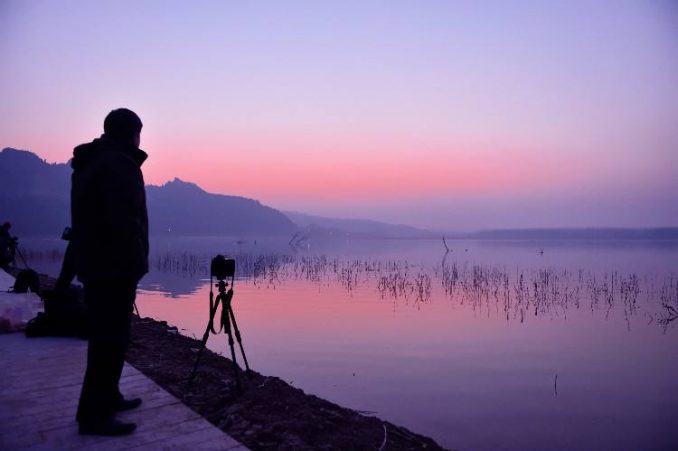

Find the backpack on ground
[[13, 269, 40, 293], [25, 286, 88, 339]]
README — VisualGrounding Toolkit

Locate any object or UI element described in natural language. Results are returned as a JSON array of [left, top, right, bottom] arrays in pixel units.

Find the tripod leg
[[185, 321, 212, 392], [186, 296, 220, 392], [185, 326, 210, 391], [228, 305, 252, 378], [222, 313, 242, 393]]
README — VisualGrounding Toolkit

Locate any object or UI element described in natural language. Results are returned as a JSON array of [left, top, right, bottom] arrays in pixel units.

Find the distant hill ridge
[[2, 147, 676, 240], [469, 228, 678, 240], [0, 147, 296, 237], [147, 178, 297, 235], [0, 148, 71, 235], [284, 211, 438, 239]]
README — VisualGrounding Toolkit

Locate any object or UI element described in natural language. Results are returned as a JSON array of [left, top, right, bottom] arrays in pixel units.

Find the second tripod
[[186, 256, 252, 393]]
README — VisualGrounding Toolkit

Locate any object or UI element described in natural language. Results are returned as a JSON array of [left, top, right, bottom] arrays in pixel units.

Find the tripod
[[186, 273, 252, 393]]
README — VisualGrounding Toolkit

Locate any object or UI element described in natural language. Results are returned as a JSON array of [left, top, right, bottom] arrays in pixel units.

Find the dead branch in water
[[378, 423, 388, 451], [442, 236, 450, 253]]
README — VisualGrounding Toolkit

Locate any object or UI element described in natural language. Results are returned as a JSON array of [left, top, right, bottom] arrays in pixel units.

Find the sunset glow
[[1, 0, 676, 228]]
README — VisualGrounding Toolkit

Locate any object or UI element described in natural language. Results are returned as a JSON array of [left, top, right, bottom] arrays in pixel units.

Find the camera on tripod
[[211, 255, 235, 281], [186, 254, 252, 394]]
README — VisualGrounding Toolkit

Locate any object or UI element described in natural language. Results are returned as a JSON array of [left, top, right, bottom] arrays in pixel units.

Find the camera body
[[211, 255, 235, 280]]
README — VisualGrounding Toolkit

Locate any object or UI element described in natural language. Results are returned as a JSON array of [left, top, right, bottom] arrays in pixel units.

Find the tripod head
[[216, 278, 229, 293], [210, 254, 235, 308], [211, 255, 235, 295]]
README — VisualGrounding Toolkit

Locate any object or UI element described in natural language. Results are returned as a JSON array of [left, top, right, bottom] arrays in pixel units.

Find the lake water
[[20, 236, 678, 450]]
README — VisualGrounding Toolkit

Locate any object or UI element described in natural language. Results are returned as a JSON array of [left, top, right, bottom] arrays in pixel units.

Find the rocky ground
[[126, 316, 447, 451]]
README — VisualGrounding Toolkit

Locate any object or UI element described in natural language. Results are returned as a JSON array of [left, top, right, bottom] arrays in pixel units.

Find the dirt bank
[[8, 267, 447, 450], [127, 316, 447, 450]]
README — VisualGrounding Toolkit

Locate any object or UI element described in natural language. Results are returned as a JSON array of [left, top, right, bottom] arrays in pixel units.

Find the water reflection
[[14, 240, 678, 333], [144, 249, 678, 332], [17, 237, 678, 450]]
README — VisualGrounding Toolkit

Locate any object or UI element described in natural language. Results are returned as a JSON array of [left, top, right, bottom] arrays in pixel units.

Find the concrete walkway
[[0, 333, 248, 450]]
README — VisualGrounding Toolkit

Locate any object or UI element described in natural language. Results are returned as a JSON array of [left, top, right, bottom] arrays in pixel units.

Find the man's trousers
[[76, 279, 137, 423]]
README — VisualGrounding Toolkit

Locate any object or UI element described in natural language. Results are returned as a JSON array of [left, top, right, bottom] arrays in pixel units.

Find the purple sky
[[1, 1, 677, 229]]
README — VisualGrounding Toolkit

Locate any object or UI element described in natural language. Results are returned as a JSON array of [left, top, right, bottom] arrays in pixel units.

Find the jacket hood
[[72, 135, 148, 170]]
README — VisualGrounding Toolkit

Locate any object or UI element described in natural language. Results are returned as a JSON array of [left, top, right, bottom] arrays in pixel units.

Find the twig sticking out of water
[[378, 423, 388, 451], [442, 236, 450, 253], [554, 373, 558, 397]]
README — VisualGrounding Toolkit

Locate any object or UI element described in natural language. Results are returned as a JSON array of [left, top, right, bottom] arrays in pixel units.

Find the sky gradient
[[1, 0, 677, 230]]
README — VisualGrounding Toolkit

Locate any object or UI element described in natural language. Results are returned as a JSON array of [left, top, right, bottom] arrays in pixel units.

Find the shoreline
[[127, 316, 446, 450], [9, 268, 447, 450]]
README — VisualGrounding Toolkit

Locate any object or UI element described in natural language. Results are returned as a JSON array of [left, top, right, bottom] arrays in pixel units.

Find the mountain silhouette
[[0, 148, 71, 235], [147, 178, 296, 235], [284, 210, 437, 238], [1, 147, 296, 237], [5, 148, 673, 241]]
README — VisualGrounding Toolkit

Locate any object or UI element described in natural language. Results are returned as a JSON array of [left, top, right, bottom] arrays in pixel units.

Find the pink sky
[[1, 1, 677, 229]]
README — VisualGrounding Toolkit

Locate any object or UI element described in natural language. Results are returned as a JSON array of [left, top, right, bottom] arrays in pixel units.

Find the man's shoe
[[78, 418, 137, 436], [115, 397, 142, 412]]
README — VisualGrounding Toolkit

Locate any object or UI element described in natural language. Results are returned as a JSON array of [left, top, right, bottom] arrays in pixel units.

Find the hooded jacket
[[70, 135, 149, 283]]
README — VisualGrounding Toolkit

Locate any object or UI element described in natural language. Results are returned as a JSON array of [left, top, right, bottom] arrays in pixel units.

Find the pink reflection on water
[[137, 268, 678, 451]]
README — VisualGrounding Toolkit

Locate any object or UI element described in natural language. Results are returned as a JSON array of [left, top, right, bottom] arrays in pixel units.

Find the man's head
[[103, 108, 143, 147]]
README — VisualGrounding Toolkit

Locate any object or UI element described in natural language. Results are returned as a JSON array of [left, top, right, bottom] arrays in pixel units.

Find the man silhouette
[[71, 108, 149, 436]]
